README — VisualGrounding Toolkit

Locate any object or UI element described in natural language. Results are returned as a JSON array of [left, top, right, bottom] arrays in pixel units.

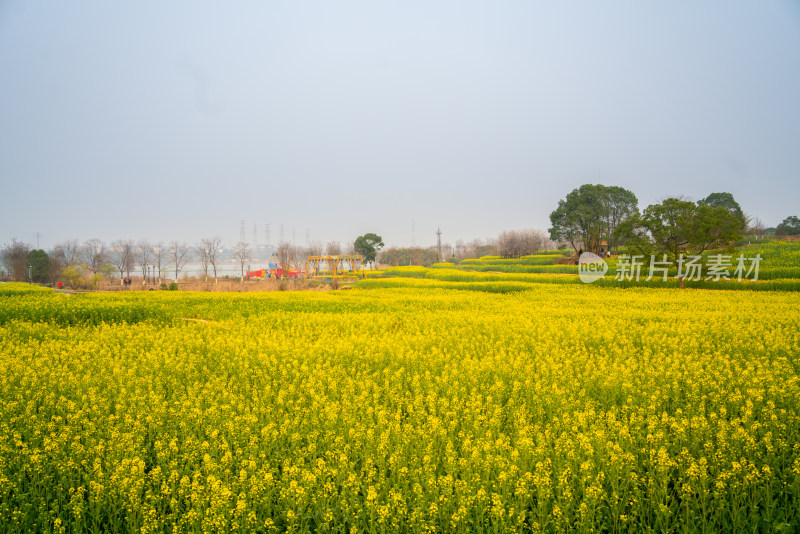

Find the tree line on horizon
[[378, 229, 554, 267], [2, 189, 797, 286], [0, 237, 371, 288], [0, 227, 556, 285]]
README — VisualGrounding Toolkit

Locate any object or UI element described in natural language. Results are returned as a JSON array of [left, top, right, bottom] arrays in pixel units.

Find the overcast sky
[[1, 1, 798, 251]]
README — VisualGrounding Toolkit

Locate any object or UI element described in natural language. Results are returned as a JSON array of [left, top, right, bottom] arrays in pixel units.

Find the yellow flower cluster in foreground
[[0, 283, 799, 532]]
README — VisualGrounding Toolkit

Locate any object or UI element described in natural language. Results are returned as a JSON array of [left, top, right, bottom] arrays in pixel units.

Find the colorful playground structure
[[305, 255, 365, 284], [246, 264, 300, 280], [245, 255, 364, 282]]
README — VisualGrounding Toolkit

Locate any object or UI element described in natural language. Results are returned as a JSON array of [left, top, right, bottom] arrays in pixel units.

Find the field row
[[1, 283, 799, 532], [367, 266, 800, 292]]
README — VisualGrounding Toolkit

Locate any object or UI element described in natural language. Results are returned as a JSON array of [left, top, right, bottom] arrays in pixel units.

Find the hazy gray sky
[[1, 1, 798, 250]]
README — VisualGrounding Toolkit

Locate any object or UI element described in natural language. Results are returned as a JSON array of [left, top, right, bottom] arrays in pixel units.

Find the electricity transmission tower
[[436, 227, 442, 262]]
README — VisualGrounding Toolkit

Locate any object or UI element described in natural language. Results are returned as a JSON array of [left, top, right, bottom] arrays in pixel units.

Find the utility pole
[[35, 232, 40, 249], [436, 227, 442, 262], [412, 218, 415, 247], [252, 223, 259, 257]]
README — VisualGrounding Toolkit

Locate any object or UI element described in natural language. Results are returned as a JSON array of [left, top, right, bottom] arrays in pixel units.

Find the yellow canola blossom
[[0, 283, 798, 532]]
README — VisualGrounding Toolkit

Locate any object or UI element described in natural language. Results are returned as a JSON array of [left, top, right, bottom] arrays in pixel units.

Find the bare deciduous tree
[[377, 246, 441, 267], [234, 241, 249, 280], [449, 238, 497, 262], [275, 241, 293, 277], [124, 246, 135, 278], [325, 241, 342, 256], [289, 244, 307, 271], [109, 240, 135, 285], [471, 238, 497, 258], [197, 242, 211, 281], [410, 247, 423, 266], [497, 229, 550, 258], [747, 216, 766, 238], [306, 240, 323, 257], [201, 237, 223, 282], [169, 241, 192, 282], [81, 239, 107, 275], [153, 242, 166, 282], [53, 239, 80, 267], [48, 249, 64, 283], [0, 239, 31, 281], [136, 241, 152, 284]]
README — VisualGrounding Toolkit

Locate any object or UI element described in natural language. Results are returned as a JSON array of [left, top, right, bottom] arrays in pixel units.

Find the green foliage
[[354, 233, 384, 265], [59, 266, 85, 289], [0, 282, 53, 297], [776, 215, 800, 236], [168, 282, 179, 291], [378, 246, 440, 267], [549, 184, 638, 252], [99, 263, 116, 279], [697, 192, 746, 228], [27, 249, 50, 283], [616, 197, 743, 263], [0, 285, 172, 325], [549, 184, 605, 250]]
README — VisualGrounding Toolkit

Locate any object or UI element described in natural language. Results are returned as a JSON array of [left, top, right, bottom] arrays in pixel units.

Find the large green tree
[[354, 233, 384, 267], [615, 197, 743, 287], [697, 192, 746, 229], [776, 216, 800, 236], [28, 249, 51, 283], [602, 186, 639, 253], [548, 184, 637, 253]]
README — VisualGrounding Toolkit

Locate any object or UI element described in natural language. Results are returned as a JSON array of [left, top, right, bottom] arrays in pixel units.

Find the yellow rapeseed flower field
[[0, 282, 798, 532]]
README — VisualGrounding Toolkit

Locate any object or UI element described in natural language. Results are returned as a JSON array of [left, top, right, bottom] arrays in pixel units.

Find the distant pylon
[[436, 227, 442, 262]]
